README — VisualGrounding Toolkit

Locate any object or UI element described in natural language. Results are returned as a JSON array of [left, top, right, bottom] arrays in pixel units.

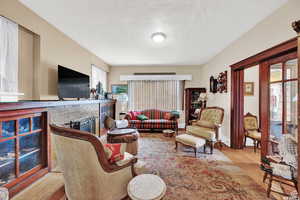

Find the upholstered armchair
[[50, 125, 137, 200], [243, 112, 261, 152], [186, 107, 224, 154]]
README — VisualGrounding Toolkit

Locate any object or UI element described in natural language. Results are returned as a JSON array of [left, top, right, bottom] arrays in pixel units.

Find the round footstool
[[128, 174, 166, 200], [0, 187, 8, 200]]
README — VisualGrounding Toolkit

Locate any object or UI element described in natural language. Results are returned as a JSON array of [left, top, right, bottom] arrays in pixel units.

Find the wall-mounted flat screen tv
[[58, 65, 90, 99]]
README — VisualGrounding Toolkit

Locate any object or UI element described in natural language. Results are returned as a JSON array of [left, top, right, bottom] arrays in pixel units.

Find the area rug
[[132, 133, 273, 200]]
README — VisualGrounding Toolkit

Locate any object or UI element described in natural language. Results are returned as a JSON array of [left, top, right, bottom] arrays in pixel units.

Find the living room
[[0, 0, 300, 200]]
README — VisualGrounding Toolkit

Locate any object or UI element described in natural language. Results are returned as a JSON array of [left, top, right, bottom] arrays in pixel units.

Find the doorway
[[230, 38, 297, 153]]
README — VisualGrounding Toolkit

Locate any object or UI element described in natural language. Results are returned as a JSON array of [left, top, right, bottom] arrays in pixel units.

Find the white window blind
[[0, 16, 18, 93], [91, 64, 107, 92], [128, 80, 183, 111]]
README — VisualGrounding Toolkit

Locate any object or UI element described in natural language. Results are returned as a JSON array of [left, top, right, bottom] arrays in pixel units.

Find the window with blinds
[[128, 80, 183, 111]]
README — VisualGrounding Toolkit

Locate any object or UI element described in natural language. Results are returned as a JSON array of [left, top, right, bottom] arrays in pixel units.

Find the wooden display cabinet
[[185, 88, 206, 126], [0, 108, 50, 198]]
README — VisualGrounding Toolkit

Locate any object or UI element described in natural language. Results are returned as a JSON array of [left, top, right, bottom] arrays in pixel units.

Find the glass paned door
[[269, 57, 298, 142]]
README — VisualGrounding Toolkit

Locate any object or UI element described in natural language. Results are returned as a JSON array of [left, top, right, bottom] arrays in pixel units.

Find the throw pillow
[[164, 113, 172, 120], [171, 110, 180, 119], [137, 114, 148, 121], [104, 143, 126, 163], [131, 111, 141, 120]]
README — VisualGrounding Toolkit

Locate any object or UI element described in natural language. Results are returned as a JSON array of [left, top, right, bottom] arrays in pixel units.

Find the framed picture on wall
[[111, 84, 128, 94], [244, 82, 254, 96]]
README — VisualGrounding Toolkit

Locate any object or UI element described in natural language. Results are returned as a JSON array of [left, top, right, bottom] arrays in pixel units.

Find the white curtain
[[91, 64, 107, 92], [128, 80, 183, 111], [0, 16, 18, 93]]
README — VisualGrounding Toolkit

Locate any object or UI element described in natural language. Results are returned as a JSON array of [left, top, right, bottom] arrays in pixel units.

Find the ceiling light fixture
[[151, 32, 166, 43]]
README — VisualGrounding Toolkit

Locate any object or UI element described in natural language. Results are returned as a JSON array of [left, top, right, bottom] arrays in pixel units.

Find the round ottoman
[[107, 129, 139, 155], [128, 174, 166, 200], [0, 187, 8, 200]]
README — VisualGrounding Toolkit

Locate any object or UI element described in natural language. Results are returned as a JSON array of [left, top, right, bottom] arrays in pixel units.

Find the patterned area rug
[[132, 133, 272, 200]]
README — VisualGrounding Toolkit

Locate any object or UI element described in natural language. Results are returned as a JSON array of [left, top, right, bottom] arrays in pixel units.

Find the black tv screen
[[58, 65, 90, 99]]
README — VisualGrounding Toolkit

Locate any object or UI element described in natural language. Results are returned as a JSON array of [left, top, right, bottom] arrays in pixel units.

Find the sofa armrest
[[124, 114, 132, 120]]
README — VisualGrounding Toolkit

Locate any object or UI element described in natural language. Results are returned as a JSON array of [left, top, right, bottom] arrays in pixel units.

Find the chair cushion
[[270, 162, 293, 180], [247, 130, 261, 140], [175, 134, 206, 148], [116, 152, 134, 166], [104, 143, 126, 163], [186, 125, 215, 140], [196, 120, 215, 129]]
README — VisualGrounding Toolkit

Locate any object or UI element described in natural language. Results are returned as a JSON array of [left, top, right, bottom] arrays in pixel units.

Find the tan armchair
[[50, 125, 137, 200], [186, 107, 224, 154], [243, 112, 261, 152]]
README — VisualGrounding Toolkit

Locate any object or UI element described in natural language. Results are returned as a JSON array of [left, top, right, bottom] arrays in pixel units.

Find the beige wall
[[19, 26, 34, 100], [108, 65, 204, 91], [198, 0, 300, 145], [244, 65, 259, 117], [1, 0, 110, 100]]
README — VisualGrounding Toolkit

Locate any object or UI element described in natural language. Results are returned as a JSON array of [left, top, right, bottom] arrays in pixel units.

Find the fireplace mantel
[[0, 99, 115, 111]]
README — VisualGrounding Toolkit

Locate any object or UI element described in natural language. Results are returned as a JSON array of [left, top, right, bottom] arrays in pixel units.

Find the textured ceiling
[[20, 0, 287, 66]]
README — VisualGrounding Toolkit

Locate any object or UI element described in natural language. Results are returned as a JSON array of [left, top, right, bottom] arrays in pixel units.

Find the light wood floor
[[12, 139, 281, 200]]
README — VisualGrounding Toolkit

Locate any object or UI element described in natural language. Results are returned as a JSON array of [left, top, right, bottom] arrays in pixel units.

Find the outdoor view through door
[[269, 53, 298, 142]]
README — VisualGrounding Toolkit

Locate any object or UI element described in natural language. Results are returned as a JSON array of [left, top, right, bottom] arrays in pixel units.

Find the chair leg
[[194, 147, 197, 157], [175, 141, 178, 150], [204, 144, 206, 153], [210, 142, 213, 154], [253, 140, 256, 153], [263, 172, 268, 183], [244, 136, 247, 147], [267, 174, 273, 197], [293, 180, 298, 192]]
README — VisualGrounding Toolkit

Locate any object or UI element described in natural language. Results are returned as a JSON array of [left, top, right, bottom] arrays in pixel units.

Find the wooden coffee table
[[128, 174, 166, 200]]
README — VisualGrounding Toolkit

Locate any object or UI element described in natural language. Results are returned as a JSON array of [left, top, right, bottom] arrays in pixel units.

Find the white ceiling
[[20, 0, 287, 67]]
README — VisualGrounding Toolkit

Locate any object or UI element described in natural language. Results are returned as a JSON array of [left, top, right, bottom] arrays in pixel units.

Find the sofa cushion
[[128, 119, 177, 129], [186, 125, 215, 140], [164, 113, 172, 120], [176, 134, 206, 148]]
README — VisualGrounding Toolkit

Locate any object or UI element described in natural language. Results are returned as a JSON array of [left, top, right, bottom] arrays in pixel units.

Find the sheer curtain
[[0, 16, 18, 93], [91, 64, 107, 91], [128, 80, 183, 111]]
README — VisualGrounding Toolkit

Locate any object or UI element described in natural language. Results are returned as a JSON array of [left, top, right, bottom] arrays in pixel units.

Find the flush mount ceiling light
[[151, 32, 166, 43]]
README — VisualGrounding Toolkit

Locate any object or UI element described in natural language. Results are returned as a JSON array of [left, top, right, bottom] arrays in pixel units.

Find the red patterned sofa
[[125, 109, 179, 133]]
